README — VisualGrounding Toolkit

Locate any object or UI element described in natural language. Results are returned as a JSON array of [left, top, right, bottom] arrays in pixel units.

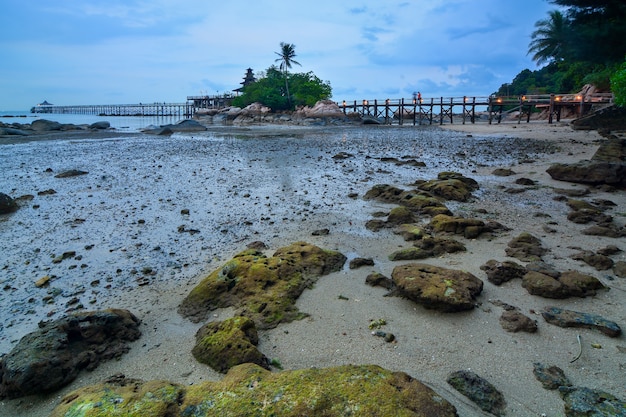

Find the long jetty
[[339, 93, 613, 125], [31, 102, 193, 118], [31, 92, 613, 125]]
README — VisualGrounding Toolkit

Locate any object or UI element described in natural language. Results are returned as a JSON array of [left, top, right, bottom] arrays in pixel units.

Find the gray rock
[[89, 121, 110, 130], [499, 310, 537, 333], [542, 306, 621, 337], [480, 259, 526, 285], [532, 363, 571, 390], [31, 119, 62, 131], [559, 386, 626, 417], [0, 192, 18, 214], [505, 232, 547, 262], [0, 309, 141, 399], [0, 127, 29, 136], [447, 370, 507, 416], [54, 169, 89, 178]]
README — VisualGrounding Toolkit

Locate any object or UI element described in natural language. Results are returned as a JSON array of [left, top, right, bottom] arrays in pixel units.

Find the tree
[[549, 0, 626, 64], [231, 66, 332, 111], [528, 10, 571, 66], [274, 42, 301, 106], [611, 59, 626, 107]]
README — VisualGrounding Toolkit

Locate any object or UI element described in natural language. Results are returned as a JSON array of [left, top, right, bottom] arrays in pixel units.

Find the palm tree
[[528, 10, 571, 66], [274, 42, 301, 106]]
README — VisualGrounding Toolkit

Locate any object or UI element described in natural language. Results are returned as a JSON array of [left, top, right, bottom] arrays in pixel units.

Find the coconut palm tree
[[274, 42, 301, 106], [528, 10, 571, 66]]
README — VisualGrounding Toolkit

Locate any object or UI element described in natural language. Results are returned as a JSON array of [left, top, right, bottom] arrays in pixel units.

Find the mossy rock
[[414, 236, 466, 255], [51, 363, 459, 417], [392, 263, 483, 312], [178, 242, 346, 328], [429, 214, 486, 238], [395, 224, 428, 241], [387, 206, 417, 225], [192, 316, 269, 373], [505, 232, 547, 262], [389, 247, 433, 261], [417, 173, 479, 202], [403, 193, 452, 216]]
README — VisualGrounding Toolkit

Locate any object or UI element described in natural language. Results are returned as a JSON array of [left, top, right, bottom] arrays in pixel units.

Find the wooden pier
[[31, 102, 194, 117], [339, 93, 614, 125]]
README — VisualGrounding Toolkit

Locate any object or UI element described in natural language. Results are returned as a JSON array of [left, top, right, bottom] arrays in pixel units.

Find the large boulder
[[0, 192, 18, 214], [391, 263, 483, 312], [417, 172, 479, 202], [178, 242, 346, 328], [447, 370, 506, 416], [30, 119, 62, 131], [50, 363, 459, 417], [0, 309, 141, 399], [522, 270, 606, 299], [302, 100, 344, 118], [192, 316, 269, 373], [429, 214, 486, 238], [505, 232, 547, 262]]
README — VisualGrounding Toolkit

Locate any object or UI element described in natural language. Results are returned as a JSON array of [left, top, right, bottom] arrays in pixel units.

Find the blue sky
[[0, 0, 555, 110]]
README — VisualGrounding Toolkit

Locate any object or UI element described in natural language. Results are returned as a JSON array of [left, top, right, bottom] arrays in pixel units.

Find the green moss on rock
[[51, 364, 459, 417], [192, 316, 269, 373], [178, 242, 346, 328]]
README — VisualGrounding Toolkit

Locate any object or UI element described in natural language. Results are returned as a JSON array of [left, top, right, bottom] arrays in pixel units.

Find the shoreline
[[1, 120, 624, 416]]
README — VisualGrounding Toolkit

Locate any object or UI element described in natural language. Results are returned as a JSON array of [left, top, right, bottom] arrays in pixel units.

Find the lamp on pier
[[363, 100, 368, 106], [342, 100, 346, 107], [385, 99, 390, 105]]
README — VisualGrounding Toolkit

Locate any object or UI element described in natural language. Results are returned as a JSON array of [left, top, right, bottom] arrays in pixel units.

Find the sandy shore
[[1, 120, 624, 416]]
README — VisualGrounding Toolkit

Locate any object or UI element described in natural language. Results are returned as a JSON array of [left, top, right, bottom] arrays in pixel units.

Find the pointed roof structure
[[234, 68, 256, 94], [38, 100, 53, 106]]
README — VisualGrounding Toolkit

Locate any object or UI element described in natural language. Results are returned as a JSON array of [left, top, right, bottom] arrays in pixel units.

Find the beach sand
[[1, 120, 624, 416]]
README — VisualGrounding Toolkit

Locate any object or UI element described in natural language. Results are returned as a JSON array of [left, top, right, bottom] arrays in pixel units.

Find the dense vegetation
[[232, 43, 332, 111], [495, 0, 626, 102]]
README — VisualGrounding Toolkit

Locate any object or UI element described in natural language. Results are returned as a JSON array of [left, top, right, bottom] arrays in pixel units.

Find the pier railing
[[31, 102, 194, 118], [338, 93, 614, 125]]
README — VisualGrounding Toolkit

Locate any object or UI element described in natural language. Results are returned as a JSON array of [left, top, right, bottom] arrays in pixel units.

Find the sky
[[0, 0, 556, 111]]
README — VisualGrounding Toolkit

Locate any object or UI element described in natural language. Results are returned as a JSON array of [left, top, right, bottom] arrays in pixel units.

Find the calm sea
[[0, 110, 185, 132]]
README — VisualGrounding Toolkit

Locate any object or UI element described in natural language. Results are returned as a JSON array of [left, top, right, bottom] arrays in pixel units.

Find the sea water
[[0, 110, 184, 132]]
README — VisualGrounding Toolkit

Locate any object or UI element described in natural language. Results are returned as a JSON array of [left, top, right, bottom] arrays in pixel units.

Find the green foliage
[[232, 66, 332, 111], [610, 60, 626, 107]]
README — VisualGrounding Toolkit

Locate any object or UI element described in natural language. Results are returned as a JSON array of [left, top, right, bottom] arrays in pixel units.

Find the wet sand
[[1, 120, 624, 416]]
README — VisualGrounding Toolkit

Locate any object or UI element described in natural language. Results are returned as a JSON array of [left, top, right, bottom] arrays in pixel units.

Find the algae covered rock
[[391, 263, 483, 312], [51, 363, 459, 417], [480, 259, 527, 285], [429, 214, 486, 238], [417, 172, 479, 202], [522, 270, 605, 299], [192, 316, 269, 373], [178, 242, 346, 328], [560, 386, 626, 417], [446, 370, 506, 417], [505, 232, 547, 262], [0, 309, 141, 399]]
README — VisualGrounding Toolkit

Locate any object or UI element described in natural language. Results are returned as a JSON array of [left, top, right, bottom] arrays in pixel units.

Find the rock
[[302, 100, 344, 118], [37, 188, 56, 196], [34, 275, 50, 287], [50, 363, 459, 417], [88, 121, 110, 130], [492, 168, 516, 176], [505, 232, 547, 262], [192, 316, 269, 373], [311, 228, 330, 236], [349, 257, 375, 269], [542, 306, 621, 337], [387, 206, 417, 225], [499, 310, 538, 333], [0, 192, 18, 214], [532, 363, 571, 390], [429, 214, 486, 238], [246, 240, 268, 250], [614, 261, 626, 278], [0, 309, 141, 399], [417, 172, 479, 202], [559, 386, 626, 417], [389, 247, 433, 261], [178, 242, 346, 328], [515, 177, 536, 186], [446, 370, 506, 417], [522, 270, 605, 299], [547, 161, 626, 186], [394, 224, 428, 241], [526, 261, 561, 278], [571, 250, 614, 270], [54, 169, 88, 178], [365, 272, 395, 290], [0, 127, 29, 136], [363, 184, 451, 216], [480, 259, 526, 285], [31, 119, 62, 131], [581, 224, 625, 238], [414, 235, 466, 255], [391, 263, 483, 312]]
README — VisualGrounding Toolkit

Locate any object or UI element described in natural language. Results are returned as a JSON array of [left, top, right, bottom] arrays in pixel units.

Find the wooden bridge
[[338, 93, 614, 125], [31, 102, 194, 117]]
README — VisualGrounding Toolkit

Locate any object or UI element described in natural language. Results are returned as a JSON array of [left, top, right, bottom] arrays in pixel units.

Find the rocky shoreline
[[1, 117, 625, 416]]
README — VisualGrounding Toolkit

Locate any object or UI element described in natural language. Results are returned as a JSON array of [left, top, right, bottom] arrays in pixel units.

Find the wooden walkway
[[31, 102, 194, 117], [339, 93, 614, 125]]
